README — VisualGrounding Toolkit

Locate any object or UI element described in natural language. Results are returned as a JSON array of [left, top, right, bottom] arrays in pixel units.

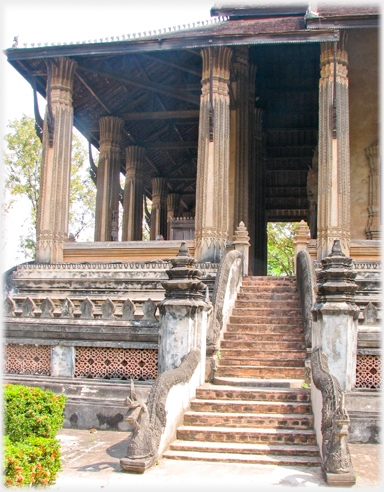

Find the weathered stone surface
[[4, 297, 16, 317], [51, 346, 75, 377], [21, 297, 36, 317], [142, 299, 156, 321], [40, 297, 55, 318], [122, 299, 135, 320], [80, 297, 95, 319], [61, 298, 75, 318], [101, 298, 116, 319]]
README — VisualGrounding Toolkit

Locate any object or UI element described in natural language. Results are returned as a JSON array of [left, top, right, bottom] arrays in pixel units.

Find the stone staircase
[[163, 276, 321, 466]]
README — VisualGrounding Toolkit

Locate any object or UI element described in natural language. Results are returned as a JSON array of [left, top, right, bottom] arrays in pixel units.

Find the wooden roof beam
[[120, 110, 199, 121], [141, 53, 201, 77], [77, 65, 200, 106]]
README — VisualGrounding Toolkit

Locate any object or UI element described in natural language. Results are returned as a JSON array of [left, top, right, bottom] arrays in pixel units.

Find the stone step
[[220, 340, 305, 350], [212, 377, 305, 388], [226, 323, 304, 333], [163, 449, 321, 466], [219, 358, 305, 368], [232, 308, 301, 316], [222, 332, 304, 342], [229, 316, 303, 325], [190, 399, 313, 415], [183, 411, 314, 429], [219, 349, 306, 359], [237, 292, 299, 300], [176, 425, 317, 445], [166, 440, 320, 459], [235, 299, 300, 308], [239, 286, 298, 293], [196, 384, 311, 402], [215, 366, 306, 379]]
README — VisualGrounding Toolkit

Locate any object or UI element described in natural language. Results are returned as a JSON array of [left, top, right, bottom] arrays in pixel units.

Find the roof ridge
[[15, 16, 229, 50]]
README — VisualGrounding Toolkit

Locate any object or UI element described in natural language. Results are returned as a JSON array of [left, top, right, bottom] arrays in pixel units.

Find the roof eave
[[4, 28, 339, 62]]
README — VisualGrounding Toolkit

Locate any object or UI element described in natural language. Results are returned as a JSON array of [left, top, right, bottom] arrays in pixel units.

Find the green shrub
[[3, 435, 62, 486], [3, 384, 66, 487], [4, 384, 66, 442]]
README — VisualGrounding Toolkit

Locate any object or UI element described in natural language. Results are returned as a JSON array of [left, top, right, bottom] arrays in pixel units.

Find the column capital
[[151, 177, 168, 197], [201, 46, 233, 82], [99, 116, 124, 149]]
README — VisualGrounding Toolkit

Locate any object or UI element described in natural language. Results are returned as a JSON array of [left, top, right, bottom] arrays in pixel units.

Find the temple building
[[3, 2, 381, 477]]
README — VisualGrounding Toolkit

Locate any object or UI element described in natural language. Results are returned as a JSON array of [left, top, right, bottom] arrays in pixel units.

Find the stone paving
[[49, 428, 381, 490]]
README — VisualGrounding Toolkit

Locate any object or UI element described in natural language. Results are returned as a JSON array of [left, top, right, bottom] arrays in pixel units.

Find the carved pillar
[[232, 46, 250, 232], [122, 146, 145, 241], [365, 142, 380, 239], [195, 47, 232, 262], [250, 106, 267, 275], [167, 193, 180, 239], [317, 39, 351, 260], [312, 240, 359, 392], [150, 177, 168, 240], [36, 58, 77, 264], [94, 116, 124, 242]]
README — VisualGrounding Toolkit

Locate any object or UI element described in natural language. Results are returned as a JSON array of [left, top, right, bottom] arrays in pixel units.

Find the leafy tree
[[267, 222, 300, 276], [3, 114, 96, 260]]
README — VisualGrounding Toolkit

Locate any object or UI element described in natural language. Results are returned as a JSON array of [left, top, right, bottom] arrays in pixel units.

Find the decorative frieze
[[195, 46, 232, 262], [74, 347, 158, 380], [36, 57, 77, 264], [365, 142, 380, 240], [3, 344, 51, 376], [317, 38, 351, 260], [94, 116, 124, 242], [150, 177, 168, 240], [122, 146, 145, 241]]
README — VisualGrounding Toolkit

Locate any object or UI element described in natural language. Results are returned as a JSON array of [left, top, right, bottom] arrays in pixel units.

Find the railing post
[[293, 220, 310, 275], [312, 240, 359, 391], [157, 242, 211, 385], [233, 221, 250, 278]]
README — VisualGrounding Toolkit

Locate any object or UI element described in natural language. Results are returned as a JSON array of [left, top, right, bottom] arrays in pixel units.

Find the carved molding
[[311, 348, 353, 474]]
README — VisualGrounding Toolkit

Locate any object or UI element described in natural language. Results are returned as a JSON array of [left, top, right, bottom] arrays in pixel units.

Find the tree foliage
[[3, 115, 96, 260], [267, 222, 299, 276]]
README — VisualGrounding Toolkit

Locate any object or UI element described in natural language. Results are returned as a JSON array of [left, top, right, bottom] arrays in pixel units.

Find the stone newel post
[[233, 221, 250, 278], [293, 220, 311, 274], [312, 239, 359, 392], [157, 242, 211, 384]]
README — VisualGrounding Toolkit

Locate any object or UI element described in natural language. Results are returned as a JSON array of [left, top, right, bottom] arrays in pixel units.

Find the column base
[[120, 455, 158, 474], [322, 466, 356, 486]]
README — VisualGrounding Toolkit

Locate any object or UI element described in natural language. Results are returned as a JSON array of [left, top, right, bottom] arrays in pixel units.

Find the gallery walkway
[[49, 428, 381, 490]]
